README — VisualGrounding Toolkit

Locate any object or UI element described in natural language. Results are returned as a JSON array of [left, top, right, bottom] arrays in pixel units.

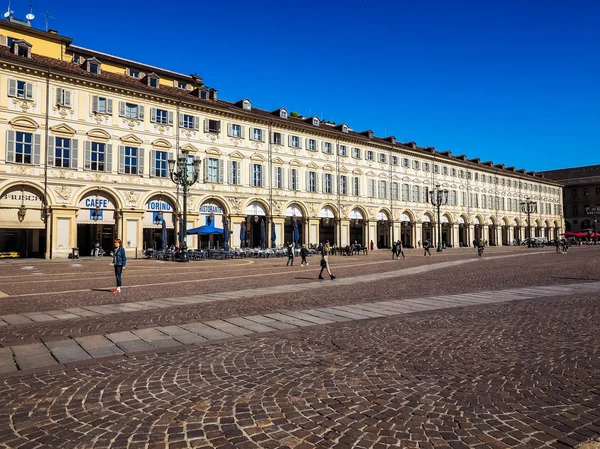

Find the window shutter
[[193, 116, 200, 131], [228, 161, 233, 184], [106, 99, 113, 114], [305, 171, 309, 192], [227, 123, 232, 137], [64, 90, 72, 108], [105, 144, 113, 173], [119, 101, 125, 117], [305, 138, 308, 150], [71, 139, 78, 170], [47, 136, 55, 166], [6, 130, 15, 163], [288, 135, 293, 147], [235, 161, 241, 185], [202, 157, 208, 182], [25, 82, 33, 100], [288, 169, 293, 190], [315, 173, 319, 193], [368, 180, 373, 198], [150, 107, 157, 123], [55, 88, 63, 106], [240, 125, 245, 138], [84, 141, 91, 170], [261, 129, 266, 142], [322, 173, 326, 193], [168, 111, 173, 126], [321, 141, 325, 152], [138, 105, 144, 120], [298, 137, 303, 149], [203, 119, 209, 132], [32, 134, 41, 165], [178, 112, 184, 127], [217, 159, 224, 183], [137, 148, 144, 176], [7, 79, 16, 97], [118, 145, 125, 174], [215, 120, 221, 133], [91, 95, 98, 113], [149, 151, 156, 177], [249, 164, 254, 186], [249, 127, 254, 140], [281, 168, 285, 190]]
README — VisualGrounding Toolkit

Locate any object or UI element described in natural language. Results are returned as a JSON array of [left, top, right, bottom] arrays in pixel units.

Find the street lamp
[[429, 184, 448, 252], [586, 206, 599, 245], [90, 188, 102, 221], [168, 150, 201, 262], [520, 197, 536, 248]]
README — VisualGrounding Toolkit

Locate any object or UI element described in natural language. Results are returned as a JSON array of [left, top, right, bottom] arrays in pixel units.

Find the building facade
[[0, 18, 564, 258], [539, 165, 600, 234]]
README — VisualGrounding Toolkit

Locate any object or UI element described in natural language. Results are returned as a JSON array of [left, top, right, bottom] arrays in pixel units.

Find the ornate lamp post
[[168, 150, 201, 262], [586, 206, 599, 245], [429, 184, 448, 252], [520, 197, 536, 248]]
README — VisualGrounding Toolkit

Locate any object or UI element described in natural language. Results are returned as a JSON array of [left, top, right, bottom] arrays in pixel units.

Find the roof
[[539, 165, 600, 181], [0, 46, 561, 185]]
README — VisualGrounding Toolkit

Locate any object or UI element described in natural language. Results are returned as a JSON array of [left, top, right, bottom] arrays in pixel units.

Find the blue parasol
[[161, 219, 167, 250], [293, 220, 300, 248], [260, 219, 266, 249], [270, 221, 276, 248], [240, 221, 246, 248], [223, 217, 231, 251]]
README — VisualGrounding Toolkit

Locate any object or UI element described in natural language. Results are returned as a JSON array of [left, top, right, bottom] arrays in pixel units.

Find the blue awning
[[187, 224, 224, 235]]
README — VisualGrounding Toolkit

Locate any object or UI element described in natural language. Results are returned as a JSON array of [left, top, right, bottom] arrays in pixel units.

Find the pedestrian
[[370, 240, 374, 251], [396, 240, 405, 259], [318, 240, 336, 280], [418, 240, 421, 249], [111, 239, 126, 293], [472, 239, 477, 249], [300, 244, 309, 266], [94, 240, 100, 257], [391, 242, 397, 259], [423, 239, 432, 257], [286, 241, 294, 266]]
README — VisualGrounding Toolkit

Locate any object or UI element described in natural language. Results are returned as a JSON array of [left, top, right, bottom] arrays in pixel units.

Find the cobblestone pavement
[[0, 246, 598, 448]]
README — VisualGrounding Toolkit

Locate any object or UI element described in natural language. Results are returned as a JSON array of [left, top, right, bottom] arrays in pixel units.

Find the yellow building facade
[[0, 19, 563, 258]]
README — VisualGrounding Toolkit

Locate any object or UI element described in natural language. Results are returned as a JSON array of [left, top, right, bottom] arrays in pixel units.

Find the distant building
[[539, 165, 600, 233]]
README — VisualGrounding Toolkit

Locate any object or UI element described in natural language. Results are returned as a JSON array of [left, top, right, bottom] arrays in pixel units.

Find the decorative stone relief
[[368, 208, 377, 220], [153, 124, 169, 134], [307, 202, 319, 218], [182, 129, 196, 139], [271, 200, 282, 216], [229, 137, 242, 147], [124, 190, 140, 206], [12, 98, 36, 112], [205, 133, 218, 143], [340, 205, 348, 219], [54, 185, 72, 203], [228, 197, 243, 214], [52, 105, 74, 119], [122, 118, 139, 130], [13, 165, 33, 176], [91, 113, 109, 125]]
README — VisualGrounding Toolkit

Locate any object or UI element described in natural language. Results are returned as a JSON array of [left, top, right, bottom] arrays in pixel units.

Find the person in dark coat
[[112, 239, 127, 293], [286, 241, 294, 266], [300, 244, 309, 266], [318, 240, 336, 280], [423, 239, 432, 257], [396, 240, 405, 259]]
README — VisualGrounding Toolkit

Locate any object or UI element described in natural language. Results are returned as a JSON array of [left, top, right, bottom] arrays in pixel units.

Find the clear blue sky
[[23, 0, 600, 171]]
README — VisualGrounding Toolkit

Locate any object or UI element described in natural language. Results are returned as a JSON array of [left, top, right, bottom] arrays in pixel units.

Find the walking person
[[111, 239, 126, 293], [423, 239, 432, 257], [391, 242, 397, 259], [318, 240, 336, 280], [300, 244, 309, 266], [396, 240, 405, 259], [286, 241, 294, 266]]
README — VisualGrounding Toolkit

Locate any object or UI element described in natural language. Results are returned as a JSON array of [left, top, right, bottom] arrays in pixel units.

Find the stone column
[[51, 207, 78, 259], [340, 219, 350, 247], [121, 210, 144, 258], [273, 216, 285, 247], [415, 222, 422, 248]]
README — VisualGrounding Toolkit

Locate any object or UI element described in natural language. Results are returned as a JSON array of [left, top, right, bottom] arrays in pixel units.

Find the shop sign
[[147, 200, 173, 211], [199, 203, 223, 214]]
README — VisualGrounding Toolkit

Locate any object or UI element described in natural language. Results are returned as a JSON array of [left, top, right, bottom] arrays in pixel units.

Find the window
[[90, 142, 106, 171], [149, 77, 159, 88], [289, 168, 298, 190], [459, 170, 464, 178], [324, 173, 333, 193], [451, 190, 458, 206], [53, 137, 72, 168], [128, 69, 140, 78], [379, 153, 387, 164], [92, 96, 113, 114], [153, 151, 168, 177], [378, 180, 387, 198], [205, 119, 221, 133], [274, 167, 283, 189], [402, 158, 409, 168], [251, 128, 264, 142], [229, 123, 243, 138], [89, 62, 100, 74], [423, 162, 430, 172], [572, 189, 577, 196], [206, 158, 220, 183], [392, 156, 399, 166], [8, 79, 33, 100], [352, 147, 361, 159], [14, 131, 33, 164], [322, 142, 332, 154], [366, 151, 374, 161], [339, 145, 347, 157], [423, 186, 429, 203], [252, 164, 263, 187], [290, 135, 301, 148], [434, 164, 439, 174], [353, 177, 360, 196], [272, 132, 283, 145], [12, 40, 31, 58], [123, 147, 138, 175], [412, 185, 420, 202], [181, 114, 198, 130], [55, 88, 72, 108], [312, 117, 319, 126], [451, 168, 457, 177], [152, 108, 172, 125], [392, 182, 399, 200], [308, 171, 317, 192], [368, 179, 377, 198], [340, 175, 348, 195], [177, 81, 187, 89], [402, 184, 410, 201], [307, 139, 317, 151], [442, 166, 448, 175], [120, 102, 144, 120], [412, 160, 419, 170], [228, 160, 240, 185], [280, 109, 288, 119]]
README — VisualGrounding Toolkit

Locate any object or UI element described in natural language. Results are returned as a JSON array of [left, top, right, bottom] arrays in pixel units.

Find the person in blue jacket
[[112, 238, 126, 293]]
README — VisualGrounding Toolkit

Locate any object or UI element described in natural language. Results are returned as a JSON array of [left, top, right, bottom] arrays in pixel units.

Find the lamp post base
[[436, 246, 443, 252], [177, 249, 190, 262]]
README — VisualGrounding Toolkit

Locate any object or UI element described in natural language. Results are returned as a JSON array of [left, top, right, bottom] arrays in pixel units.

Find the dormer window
[[144, 73, 160, 88], [312, 117, 319, 126], [280, 109, 287, 119], [177, 81, 188, 89], [128, 68, 140, 78], [11, 39, 32, 58], [82, 57, 102, 75], [242, 99, 251, 111], [342, 124, 348, 133], [72, 55, 80, 63]]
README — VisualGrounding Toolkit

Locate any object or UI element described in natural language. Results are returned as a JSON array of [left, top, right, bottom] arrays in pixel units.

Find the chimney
[[48, 29, 58, 35], [209, 88, 217, 101]]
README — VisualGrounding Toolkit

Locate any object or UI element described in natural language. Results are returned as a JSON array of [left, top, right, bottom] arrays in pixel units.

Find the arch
[[0, 182, 47, 228], [75, 186, 123, 210], [140, 190, 178, 211], [400, 210, 415, 223], [206, 147, 222, 156], [318, 204, 338, 219], [473, 216, 481, 225], [151, 138, 172, 149], [250, 152, 264, 162], [488, 216, 496, 225], [284, 201, 307, 218], [197, 195, 230, 216], [244, 199, 270, 216], [289, 159, 302, 167], [458, 214, 468, 225], [352, 168, 363, 175], [376, 208, 391, 221], [9, 116, 39, 131], [87, 128, 111, 141], [306, 162, 319, 169], [442, 213, 453, 224], [422, 212, 434, 223], [323, 164, 334, 172], [502, 216, 511, 226], [349, 206, 367, 220]]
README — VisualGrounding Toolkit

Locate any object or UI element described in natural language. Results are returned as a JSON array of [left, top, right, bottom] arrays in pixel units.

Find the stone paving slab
[[158, 326, 207, 344], [131, 328, 181, 349], [224, 317, 278, 333], [0, 347, 15, 372], [1, 314, 33, 325], [21, 312, 57, 322], [203, 319, 255, 336], [264, 312, 315, 327], [299, 309, 352, 322], [280, 310, 334, 325], [12, 343, 57, 369], [243, 315, 299, 330], [75, 335, 123, 358], [179, 322, 233, 340], [44, 338, 91, 364]]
